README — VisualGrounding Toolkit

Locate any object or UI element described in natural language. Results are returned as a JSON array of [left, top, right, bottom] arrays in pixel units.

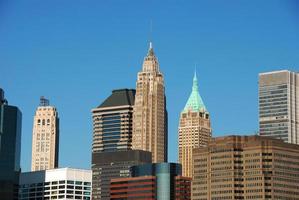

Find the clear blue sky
[[1, 0, 299, 172]]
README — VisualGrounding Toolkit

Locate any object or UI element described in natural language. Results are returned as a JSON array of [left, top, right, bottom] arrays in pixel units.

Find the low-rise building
[[19, 168, 91, 200], [192, 135, 299, 200], [110, 163, 191, 200]]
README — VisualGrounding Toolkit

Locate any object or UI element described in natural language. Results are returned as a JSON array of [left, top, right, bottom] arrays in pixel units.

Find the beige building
[[132, 42, 167, 162], [31, 97, 59, 171], [178, 72, 211, 178], [192, 135, 299, 200]]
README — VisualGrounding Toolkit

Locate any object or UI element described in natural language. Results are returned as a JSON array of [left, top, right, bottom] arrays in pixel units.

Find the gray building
[[259, 70, 299, 143], [0, 88, 22, 200], [92, 150, 151, 200]]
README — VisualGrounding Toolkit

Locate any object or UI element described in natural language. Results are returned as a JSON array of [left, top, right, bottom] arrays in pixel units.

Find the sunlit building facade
[[259, 70, 299, 144], [31, 97, 59, 171], [132, 43, 168, 162], [192, 135, 299, 200], [178, 72, 211, 177]]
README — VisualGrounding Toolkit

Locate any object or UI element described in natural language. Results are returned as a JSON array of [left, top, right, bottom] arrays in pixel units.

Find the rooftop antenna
[[149, 20, 153, 44]]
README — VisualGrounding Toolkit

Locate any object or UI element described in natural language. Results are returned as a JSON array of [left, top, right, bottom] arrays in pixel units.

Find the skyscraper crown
[[183, 71, 207, 113], [142, 42, 160, 73]]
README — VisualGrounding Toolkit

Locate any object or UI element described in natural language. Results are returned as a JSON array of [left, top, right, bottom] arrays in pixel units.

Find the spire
[[183, 71, 207, 113], [147, 42, 155, 57]]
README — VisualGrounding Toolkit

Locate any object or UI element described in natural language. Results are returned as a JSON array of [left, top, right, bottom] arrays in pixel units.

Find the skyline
[[1, 1, 299, 172]]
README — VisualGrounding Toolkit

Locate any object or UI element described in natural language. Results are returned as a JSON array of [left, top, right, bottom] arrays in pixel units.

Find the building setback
[[92, 89, 135, 152], [132, 42, 168, 162], [19, 168, 92, 200], [110, 163, 191, 200], [259, 70, 299, 144], [92, 150, 152, 200], [0, 88, 22, 200], [31, 96, 59, 171], [178, 72, 211, 178], [192, 135, 299, 200]]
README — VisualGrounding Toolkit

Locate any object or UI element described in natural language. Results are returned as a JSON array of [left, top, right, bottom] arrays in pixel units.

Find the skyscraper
[[91, 88, 152, 200], [92, 89, 135, 152], [31, 96, 59, 171], [178, 72, 211, 177], [132, 42, 168, 162], [259, 70, 299, 144], [192, 135, 299, 200], [0, 88, 22, 200]]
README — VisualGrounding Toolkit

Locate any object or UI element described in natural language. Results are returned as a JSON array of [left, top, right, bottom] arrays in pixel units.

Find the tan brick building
[[132, 42, 167, 162], [192, 135, 299, 200], [178, 72, 211, 178], [31, 97, 59, 171]]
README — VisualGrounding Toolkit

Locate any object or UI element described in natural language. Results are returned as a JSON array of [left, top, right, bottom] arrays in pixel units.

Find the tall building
[[19, 168, 92, 200], [192, 135, 299, 200], [92, 150, 152, 200], [178, 72, 211, 178], [110, 163, 191, 200], [31, 96, 59, 171], [132, 42, 168, 162], [0, 88, 22, 200], [259, 70, 299, 144], [91, 88, 152, 200], [92, 89, 135, 152]]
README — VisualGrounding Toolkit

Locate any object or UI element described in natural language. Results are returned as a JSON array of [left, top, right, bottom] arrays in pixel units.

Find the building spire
[[183, 71, 207, 113], [147, 42, 154, 56]]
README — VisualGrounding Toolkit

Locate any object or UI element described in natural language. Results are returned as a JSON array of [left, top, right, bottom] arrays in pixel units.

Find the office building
[[31, 96, 59, 171], [92, 150, 152, 200], [19, 168, 91, 200], [178, 72, 211, 177], [110, 163, 191, 200], [259, 70, 299, 144], [92, 89, 135, 152], [132, 42, 168, 162], [0, 88, 22, 200], [192, 135, 299, 200]]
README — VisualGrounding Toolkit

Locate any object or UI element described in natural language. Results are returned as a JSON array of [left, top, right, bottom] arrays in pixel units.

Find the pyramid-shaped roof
[[98, 89, 136, 108], [183, 72, 206, 113]]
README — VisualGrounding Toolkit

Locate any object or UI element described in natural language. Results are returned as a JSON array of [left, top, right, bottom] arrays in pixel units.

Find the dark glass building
[[92, 89, 136, 152], [0, 88, 22, 200], [92, 150, 152, 200], [111, 163, 191, 200]]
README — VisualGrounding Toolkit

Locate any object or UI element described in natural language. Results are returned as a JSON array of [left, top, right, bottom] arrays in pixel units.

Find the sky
[[1, 0, 299, 172]]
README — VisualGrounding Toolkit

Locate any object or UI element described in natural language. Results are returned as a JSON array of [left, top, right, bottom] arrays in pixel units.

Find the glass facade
[[92, 89, 135, 152], [91, 150, 152, 200], [0, 90, 22, 200], [131, 163, 182, 200], [19, 168, 91, 200], [259, 71, 299, 144]]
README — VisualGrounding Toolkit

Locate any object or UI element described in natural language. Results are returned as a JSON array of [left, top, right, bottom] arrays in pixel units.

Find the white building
[[19, 168, 92, 200]]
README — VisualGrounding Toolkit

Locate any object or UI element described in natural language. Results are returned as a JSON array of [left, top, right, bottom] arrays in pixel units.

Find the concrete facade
[[19, 168, 91, 200], [31, 97, 59, 171], [259, 70, 299, 144], [132, 42, 167, 162], [192, 135, 299, 200]]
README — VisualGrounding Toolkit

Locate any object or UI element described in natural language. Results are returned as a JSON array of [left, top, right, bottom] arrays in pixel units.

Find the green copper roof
[[183, 72, 207, 113]]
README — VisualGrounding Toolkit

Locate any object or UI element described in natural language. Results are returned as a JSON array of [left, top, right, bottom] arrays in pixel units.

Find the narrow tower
[[178, 72, 211, 177], [132, 43, 167, 162], [31, 96, 59, 171]]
